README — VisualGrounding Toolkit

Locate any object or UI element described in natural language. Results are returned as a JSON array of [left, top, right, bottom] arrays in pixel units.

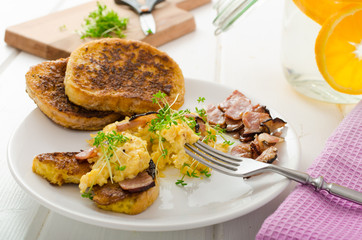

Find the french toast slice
[[33, 151, 159, 214], [32, 152, 92, 186], [25, 58, 123, 130], [64, 39, 185, 115], [93, 180, 159, 215]]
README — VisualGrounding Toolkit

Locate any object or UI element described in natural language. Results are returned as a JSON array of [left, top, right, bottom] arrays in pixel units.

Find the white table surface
[[0, 0, 356, 239]]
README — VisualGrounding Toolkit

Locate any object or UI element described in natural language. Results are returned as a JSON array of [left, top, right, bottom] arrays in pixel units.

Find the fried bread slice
[[32, 152, 92, 186], [93, 180, 159, 215], [33, 151, 159, 214], [64, 39, 185, 114], [26, 58, 123, 130]]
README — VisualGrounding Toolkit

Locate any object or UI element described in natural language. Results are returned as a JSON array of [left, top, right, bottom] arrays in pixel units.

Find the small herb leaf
[[79, 2, 128, 39]]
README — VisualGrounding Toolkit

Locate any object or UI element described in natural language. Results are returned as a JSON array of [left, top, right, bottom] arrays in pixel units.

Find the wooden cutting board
[[4, 0, 210, 60]]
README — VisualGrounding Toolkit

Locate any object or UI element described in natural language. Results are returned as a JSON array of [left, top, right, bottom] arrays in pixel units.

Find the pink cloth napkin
[[256, 101, 362, 240]]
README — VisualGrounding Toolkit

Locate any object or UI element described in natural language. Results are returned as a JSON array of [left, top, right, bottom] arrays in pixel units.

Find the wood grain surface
[[4, 0, 210, 59]]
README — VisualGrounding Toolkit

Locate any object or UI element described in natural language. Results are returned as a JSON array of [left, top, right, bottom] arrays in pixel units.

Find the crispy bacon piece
[[258, 133, 284, 145], [75, 147, 97, 160], [116, 113, 157, 132], [218, 90, 252, 120], [219, 90, 246, 111], [93, 160, 156, 205], [204, 90, 286, 164], [242, 112, 271, 134], [255, 147, 278, 163], [119, 172, 155, 193], [250, 134, 269, 155], [230, 131, 241, 139], [225, 117, 243, 132], [119, 159, 156, 193], [272, 131, 283, 137], [206, 104, 226, 126], [252, 104, 270, 114], [225, 99, 253, 120], [230, 143, 252, 158]]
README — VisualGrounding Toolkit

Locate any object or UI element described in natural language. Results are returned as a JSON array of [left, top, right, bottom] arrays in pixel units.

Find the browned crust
[[25, 58, 123, 130], [32, 152, 92, 186], [93, 182, 129, 205], [35, 152, 90, 173], [64, 38, 185, 114], [93, 180, 159, 215]]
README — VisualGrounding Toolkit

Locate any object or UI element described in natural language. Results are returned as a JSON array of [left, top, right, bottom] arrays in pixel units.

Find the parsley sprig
[[79, 2, 128, 39]]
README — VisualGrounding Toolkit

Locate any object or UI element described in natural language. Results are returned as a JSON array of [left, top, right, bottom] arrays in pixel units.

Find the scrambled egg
[[79, 132, 150, 193], [80, 113, 214, 193], [104, 118, 208, 175]]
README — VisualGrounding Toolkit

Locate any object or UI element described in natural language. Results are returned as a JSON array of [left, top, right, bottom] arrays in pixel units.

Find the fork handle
[[267, 165, 362, 204]]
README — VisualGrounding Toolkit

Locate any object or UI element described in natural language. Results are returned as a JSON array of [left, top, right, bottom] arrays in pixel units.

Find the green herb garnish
[[81, 190, 94, 200], [79, 2, 128, 39], [197, 97, 206, 103], [176, 179, 187, 186], [200, 168, 211, 177], [93, 130, 129, 182], [149, 92, 221, 186], [115, 164, 126, 171], [149, 91, 192, 134]]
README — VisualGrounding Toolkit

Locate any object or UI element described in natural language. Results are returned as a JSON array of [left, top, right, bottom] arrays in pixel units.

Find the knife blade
[[139, 13, 156, 35], [115, 0, 165, 36]]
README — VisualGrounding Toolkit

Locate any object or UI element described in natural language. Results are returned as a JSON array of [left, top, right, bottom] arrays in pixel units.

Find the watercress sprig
[[79, 2, 128, 39], [92, 130, 129, 182]]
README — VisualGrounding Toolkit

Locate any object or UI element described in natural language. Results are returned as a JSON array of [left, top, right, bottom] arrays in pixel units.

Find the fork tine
[[186, 143, 239, 166], [184, 146, 238, 176], [194, 141, 243, 162], [185, 147, 235, 176]]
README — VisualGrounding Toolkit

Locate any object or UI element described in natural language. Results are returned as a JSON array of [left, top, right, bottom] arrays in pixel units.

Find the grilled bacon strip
[[75, 147, 97, 160], [206, 104, 226, 126], [116, 113, 157, 132], [119, 172, 155, 193], [209, 90, 286, 163]]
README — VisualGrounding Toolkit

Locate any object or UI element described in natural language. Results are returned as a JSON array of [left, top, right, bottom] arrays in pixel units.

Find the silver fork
[[185, 140, 362, 205]]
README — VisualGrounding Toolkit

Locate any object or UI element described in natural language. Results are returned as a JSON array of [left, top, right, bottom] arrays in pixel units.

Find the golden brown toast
[[93, 181, 159, 215], [64, 39, 185, 114], [33, 151, 159, 214], [32, 152, 92, 186], [25, 58, 123, 130]]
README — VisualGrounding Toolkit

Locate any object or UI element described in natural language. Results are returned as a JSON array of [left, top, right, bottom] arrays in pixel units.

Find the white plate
[[7, 79, 300, 231]]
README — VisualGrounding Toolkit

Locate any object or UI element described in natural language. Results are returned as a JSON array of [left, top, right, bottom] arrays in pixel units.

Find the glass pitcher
[[213, 0, 362, 104], [281, 0, 362, 104]]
